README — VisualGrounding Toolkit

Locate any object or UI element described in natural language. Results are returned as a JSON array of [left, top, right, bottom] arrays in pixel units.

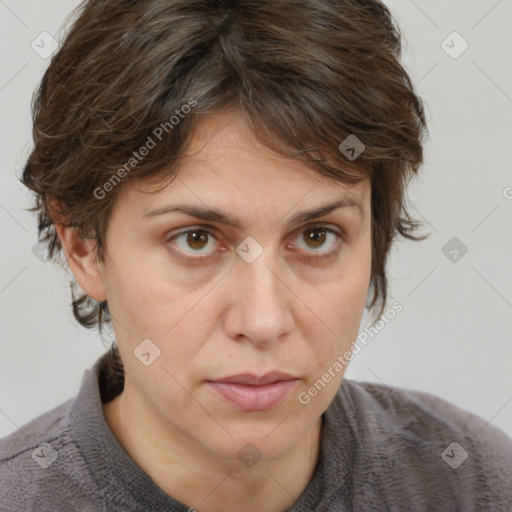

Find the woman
[[1, 0, 511, 510]]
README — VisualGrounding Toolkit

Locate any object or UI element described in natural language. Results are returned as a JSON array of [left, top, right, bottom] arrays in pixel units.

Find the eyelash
[[164, 225, 344, 262]]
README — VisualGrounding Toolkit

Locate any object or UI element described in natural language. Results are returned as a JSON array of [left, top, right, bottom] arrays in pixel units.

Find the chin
[[216, 424, 300, 463]]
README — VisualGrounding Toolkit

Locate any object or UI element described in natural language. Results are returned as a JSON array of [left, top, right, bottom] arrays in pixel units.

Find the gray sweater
[[1, 351, 511, 511]]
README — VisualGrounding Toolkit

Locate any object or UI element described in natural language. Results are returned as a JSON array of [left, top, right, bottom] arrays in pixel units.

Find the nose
[[223, 247, 294, 347]]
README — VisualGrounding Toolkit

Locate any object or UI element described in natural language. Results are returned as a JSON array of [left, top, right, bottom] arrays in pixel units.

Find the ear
[[54, 223, 107, 302]]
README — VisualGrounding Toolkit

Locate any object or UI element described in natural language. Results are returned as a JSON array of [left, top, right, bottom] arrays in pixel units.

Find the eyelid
[[165, 223, 345, 259], [164, 226, 222, 255], [289, 223, 344, 242], [286, 225, 344, 260]]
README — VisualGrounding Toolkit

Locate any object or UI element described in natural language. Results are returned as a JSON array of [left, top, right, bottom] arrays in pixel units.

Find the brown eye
[[290, 226, 343, 261], [296, 227, 338, 252], [169, 228, 219, 255], [303, 227, 328, 249], [186, 230, 209, 250]]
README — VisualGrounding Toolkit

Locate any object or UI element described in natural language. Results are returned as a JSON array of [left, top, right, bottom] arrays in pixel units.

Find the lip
[[207, 372, 299, 411], [211, 372, 296, 386]]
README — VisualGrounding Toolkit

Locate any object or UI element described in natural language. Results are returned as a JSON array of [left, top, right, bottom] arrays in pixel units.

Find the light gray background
[[1, 0, 511, 439]]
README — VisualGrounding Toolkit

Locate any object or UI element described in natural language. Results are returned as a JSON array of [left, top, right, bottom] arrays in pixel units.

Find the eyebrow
[[142, 197, 364, 229]]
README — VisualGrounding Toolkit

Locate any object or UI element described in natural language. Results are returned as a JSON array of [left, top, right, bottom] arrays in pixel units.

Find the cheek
[[103, 262, 166, 330], [105, 255, 216, 363], [101, 269, 171, 357], [305, 258, 370, 373]]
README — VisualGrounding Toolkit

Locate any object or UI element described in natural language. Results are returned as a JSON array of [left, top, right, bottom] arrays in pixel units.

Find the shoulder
[[0, 398, 71, 461], [336, 379, 512, 509], [346, 379, 512, 449], [0, 398, 104, 512]]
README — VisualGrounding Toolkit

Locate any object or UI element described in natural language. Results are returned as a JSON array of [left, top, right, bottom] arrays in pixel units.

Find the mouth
[[206, 372, 300, 411]]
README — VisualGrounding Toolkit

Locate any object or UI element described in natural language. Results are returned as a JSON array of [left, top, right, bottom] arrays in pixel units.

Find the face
[[87, 111, 372, 463]]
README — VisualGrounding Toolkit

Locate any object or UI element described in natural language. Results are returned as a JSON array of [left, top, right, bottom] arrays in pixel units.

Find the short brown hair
[[22, 0, 429, 340]]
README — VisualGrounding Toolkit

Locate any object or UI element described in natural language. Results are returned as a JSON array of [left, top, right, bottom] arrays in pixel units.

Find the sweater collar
[[68, 351, 357, 511]]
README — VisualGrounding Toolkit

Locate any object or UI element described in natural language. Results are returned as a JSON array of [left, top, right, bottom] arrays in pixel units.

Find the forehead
[[183, 111, 365, 179], [117, 111, 370, 220]]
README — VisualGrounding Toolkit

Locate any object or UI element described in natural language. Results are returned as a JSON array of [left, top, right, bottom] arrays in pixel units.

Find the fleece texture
[[1, 351, 511, 511]]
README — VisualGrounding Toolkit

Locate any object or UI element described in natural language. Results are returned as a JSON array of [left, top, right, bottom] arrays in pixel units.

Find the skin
[[56, 110, 372, 512]]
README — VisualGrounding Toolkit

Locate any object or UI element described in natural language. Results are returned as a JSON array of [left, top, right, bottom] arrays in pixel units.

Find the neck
[[103, 379, 323, 512]]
